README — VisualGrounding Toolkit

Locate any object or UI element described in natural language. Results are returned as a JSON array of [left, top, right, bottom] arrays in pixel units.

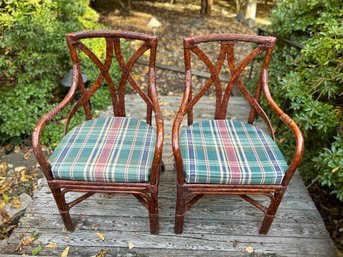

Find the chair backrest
[[182, 34, 277, 138], [64, 30, 160, 132]]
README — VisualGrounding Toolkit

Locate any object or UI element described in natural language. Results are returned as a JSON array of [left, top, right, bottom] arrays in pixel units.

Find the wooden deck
[[0, 96, 337, 256]]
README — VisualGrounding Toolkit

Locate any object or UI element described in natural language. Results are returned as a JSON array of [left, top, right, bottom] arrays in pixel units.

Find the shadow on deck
[[0, 96, 337, 256]]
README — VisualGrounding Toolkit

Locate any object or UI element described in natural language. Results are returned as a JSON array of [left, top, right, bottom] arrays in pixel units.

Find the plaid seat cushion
[[179, 119, 288, 185], [49, 117, 156, 183]]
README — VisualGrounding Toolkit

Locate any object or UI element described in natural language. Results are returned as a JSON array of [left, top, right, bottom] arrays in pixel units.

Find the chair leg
[[50, 188, 74, 231], [259, 189, 286, 234], [148, 192, 159, 234], [161, 161, 166, 172], [174, 185, 186, 234]]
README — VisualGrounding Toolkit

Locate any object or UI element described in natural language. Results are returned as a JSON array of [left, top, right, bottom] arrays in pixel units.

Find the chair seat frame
[[33, 30, 164, 234], [172, 34, 304, 234]]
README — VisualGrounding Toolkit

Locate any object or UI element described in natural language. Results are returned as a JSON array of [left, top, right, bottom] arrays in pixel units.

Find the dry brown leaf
[[21, 236, 36, 246], [14, 166, 26, 173], [0, 182, 11, 195], [23, 151, 32, 160], [95, 249, 108, 257], [20, 169, 29, 182], [14, 145, 21, 153], [128, 241, 135, 250], [46, 242, 58, 249], [11, 197, 21, 208], [96, 231, 105, 240], [61, 246, 70, 257], [0, 162, 7, 175], [0, 208, 11, 223]]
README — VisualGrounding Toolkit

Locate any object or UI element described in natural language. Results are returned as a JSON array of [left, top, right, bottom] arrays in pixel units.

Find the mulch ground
[[95, 0, 256, 96]]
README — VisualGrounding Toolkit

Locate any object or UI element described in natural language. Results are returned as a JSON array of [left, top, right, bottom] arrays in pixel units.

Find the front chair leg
[[259, 189, 286, 234], [174, 185, 186, 234], [148, 191, 159, 234], [50, 188, 74, 231]]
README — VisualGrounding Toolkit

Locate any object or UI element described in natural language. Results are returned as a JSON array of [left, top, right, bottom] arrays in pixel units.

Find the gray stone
[[0, 193, 32, 228]]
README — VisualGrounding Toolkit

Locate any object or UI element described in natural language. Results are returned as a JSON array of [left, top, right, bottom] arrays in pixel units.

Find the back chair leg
[[259, 189, 286, 234], [161, 161, 166, 172], [148, 192, 159, 234], [50, 187, 74, 231], [175, 185, 186, 234]]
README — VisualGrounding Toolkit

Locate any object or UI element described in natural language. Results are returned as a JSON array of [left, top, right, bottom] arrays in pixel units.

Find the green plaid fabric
[[179, 119, 288, 185], [49, 117, 156, 183]]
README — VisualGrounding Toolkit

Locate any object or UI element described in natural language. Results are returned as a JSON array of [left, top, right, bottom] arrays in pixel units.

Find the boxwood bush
[[267, 0, 343, 200], [0, 0, 122, 146]]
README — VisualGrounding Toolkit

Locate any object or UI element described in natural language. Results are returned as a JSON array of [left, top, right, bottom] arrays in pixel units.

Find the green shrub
[[267, 0, 343, 200], [0, 0, 123, 146]]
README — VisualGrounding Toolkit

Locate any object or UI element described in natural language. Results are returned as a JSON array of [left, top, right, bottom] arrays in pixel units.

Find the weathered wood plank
[[2, 230, 336, 256], [15, 214, 330, 239], [1, 246, 334, 257]]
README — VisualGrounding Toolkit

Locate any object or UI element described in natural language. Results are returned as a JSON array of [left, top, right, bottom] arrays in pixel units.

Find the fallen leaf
[[14, 145, 21, 153], [128, 241, 135, 250], [14, 166, 26, 173], [11, 197, 21, 208], [31, 231, 41, 239], [4, 144, 13, 153], [96, 231, 105, 240], [3, 194, 10, 203], [32, 243, 43, 256], [133, 74, 141, 80], [0, 208, 11, 223], [0, 162, 7, 175], [20, 169, 29, 182], [61, 246, 70, 257], [46, 242, 58, 249], [23, 151, 32, 160], [95, 249, 109, 257], [246, 245, 254, 254], [41, 145, 49, 152], [21, 236, 36, 246]]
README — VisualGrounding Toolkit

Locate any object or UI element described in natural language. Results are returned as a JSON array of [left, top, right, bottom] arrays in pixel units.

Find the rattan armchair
[[172, 34, 304, 234], [32, 30, 164, 234]]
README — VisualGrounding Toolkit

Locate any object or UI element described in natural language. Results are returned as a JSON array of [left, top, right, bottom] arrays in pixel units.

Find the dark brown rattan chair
[[172, 34, 304, 234], [32, 30, 164, 234]]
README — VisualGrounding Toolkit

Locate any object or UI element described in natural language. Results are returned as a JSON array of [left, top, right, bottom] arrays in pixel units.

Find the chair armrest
[[261, 69, 304, 186], [32, 65, 80, 180], [172, 69, 192, 185], [147, 66, 164, 185]]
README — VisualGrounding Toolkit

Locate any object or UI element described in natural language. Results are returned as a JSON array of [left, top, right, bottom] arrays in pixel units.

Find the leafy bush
[[267, 0, 343, 200], [0, 0, 121, 146]]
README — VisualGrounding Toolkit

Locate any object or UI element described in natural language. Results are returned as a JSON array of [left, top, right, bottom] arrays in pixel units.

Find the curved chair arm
[[261, 69, 304, 186], [172, 70, 192, 185], [32, 65, 80, 180], [148, 66, 164, 185]]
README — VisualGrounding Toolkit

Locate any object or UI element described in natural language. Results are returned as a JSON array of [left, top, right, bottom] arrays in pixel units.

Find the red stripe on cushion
[[217, 120, 241, 184]]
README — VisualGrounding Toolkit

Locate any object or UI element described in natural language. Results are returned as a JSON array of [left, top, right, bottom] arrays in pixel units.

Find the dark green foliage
[[0, 0, 124, 146], [268, 0, 343, 200]]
